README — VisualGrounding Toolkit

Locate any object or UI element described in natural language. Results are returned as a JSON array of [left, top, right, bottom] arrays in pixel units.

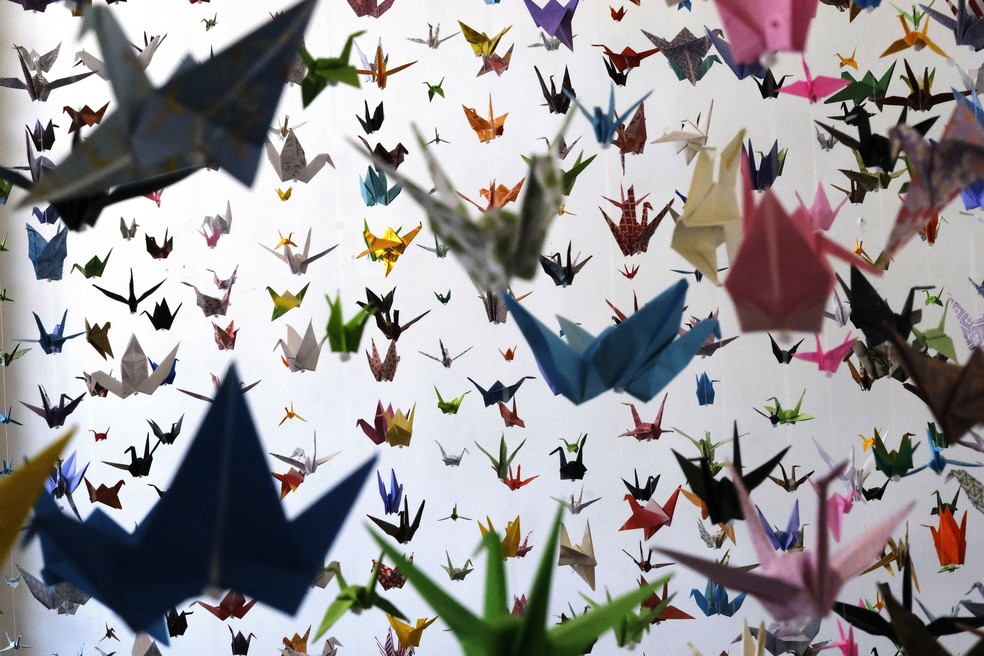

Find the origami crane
[[357, 225, 421, 276], [375, 508, 672, 656], [670, 130, 745, 283], [277, 321, 325, 372], [380, 127, 563, 291], [503, 279, 718, 404], [84, 335, 178, 399], [265, 130, 333, 183], [659, 464, 912, 621], [523, 0, 578, 51], [19, 0, 317, 225], [0, 43, 94, 101], [714, 0, 819, 64], [28, 368, 375, 642]]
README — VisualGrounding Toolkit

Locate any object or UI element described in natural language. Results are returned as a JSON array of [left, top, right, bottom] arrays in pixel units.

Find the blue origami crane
[[26, 223, 67, 280], [22, 310, 83, 354], [705, 28, 767, 80], [28, 367, 376, 643], [962, 179, 984, 209], [44, 450, 88, 498], [377, 468, 403, 514], [691, 579, 746, 617], [567, 85, 651, 146], [503, 279, 718, 404], [696, 372, 718, 406], [20, 0, 317, 224], [756, 500, 802, 551], [360, 166, 402, 206], [909, 423, 983, 476]]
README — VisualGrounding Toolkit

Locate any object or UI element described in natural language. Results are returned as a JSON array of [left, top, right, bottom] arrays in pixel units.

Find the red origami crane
[[619, 487, 681, 540], [724, 162, 878, 333], [599, 186, 673, 256]]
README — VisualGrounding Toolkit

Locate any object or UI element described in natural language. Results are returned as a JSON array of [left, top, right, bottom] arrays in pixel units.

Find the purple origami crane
[[523, 0, 578, 51]]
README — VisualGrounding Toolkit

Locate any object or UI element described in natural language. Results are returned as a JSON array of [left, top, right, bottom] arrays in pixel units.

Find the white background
[[1, 0, 984, 654]]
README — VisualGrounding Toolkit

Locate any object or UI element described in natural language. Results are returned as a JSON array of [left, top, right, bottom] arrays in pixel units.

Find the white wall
[[0, 0, 983, 654]]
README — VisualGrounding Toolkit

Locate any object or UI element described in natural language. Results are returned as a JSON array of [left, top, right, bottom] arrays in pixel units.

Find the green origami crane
[[825, 62, 897, 108], [475, 434, 526, 480], [873, 430, 920, 478], [374, 508, 671, 656], [71, 249, 112, 279], [325, 292, 370, 354], [315, 557, 406, 639], [435, 386, 469, 414], [760, 390, 814, 426], [299, 31, 363, 107], [911, 300, 957, 362]]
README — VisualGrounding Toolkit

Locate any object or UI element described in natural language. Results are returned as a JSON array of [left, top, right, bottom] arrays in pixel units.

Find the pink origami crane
[[795, 183, 846, 232], [792, 333, 857, 374], [829, 621, 859, 656], [347, 0, 395, 17], [619, 394, 674, 441], [659, 465, 911, 622], [724, 164, 878, 333], [777, 56, 850, 103], [358, 400, 395, 445], [714, 0, 819, 64]]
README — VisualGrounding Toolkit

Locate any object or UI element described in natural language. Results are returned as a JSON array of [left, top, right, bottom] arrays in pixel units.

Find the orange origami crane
[[458, 179, 525, 213], [462, 95, 508, 143], [880, 14, 947, 58], [357, 224, 422, 276], [925, 507, 967, 571], [356, 43, 417, 89]]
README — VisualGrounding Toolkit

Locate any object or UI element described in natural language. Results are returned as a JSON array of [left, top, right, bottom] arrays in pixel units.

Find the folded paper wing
[[503, 279, 719, 404], [659, 464, 911, 621], [29, 367, 375, 642]]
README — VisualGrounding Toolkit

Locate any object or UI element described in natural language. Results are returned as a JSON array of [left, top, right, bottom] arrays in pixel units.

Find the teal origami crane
[[502, 279, 719, 404], [27, 367, 375, 643], [20, 0, 317, 226], [360, 166, 402, 206]]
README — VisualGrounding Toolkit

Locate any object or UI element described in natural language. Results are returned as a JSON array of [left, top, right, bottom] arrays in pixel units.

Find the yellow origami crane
[[670, 129, 745, 284], [836, 47, 858, 70], [385, 404, 415, 447], [458, 21, 512, 57], [357, 224, 422, 276], [274, 230, 297, 249], [386, 615, 437, 649], [0, 431, 71, 562], [268, 282, 310, 320], [478, 515, 521, 558], [462, 95, 508, 143]]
